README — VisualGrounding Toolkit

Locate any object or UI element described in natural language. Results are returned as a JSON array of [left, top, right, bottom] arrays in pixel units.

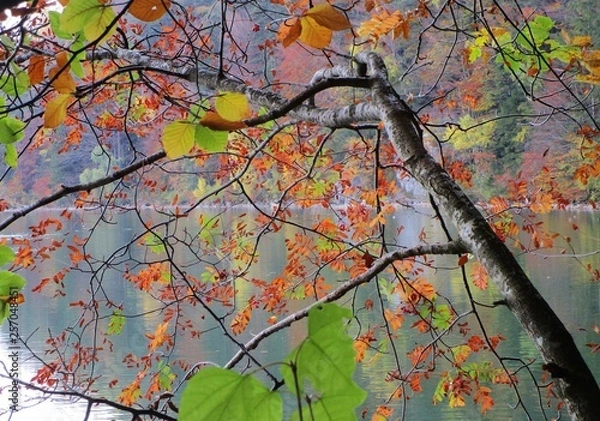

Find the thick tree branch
[[355, 51, 600, 420]]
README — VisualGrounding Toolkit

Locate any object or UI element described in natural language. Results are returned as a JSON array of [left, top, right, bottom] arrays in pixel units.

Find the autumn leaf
[[128, 0, 171, 22], [298, 16, 332, 49], [199, 111, 247, 132], [161, 120, 196, 158], [304, 3, 351, 31], [146, 321, 169, 350], [471, 262, 489, 290], [215, 92, 251, 121], [28, 55, 45, 85], [230, 305, 251, 335], [383, 308, 403, 330], [48, 66, 76, 94], [44, 93, 73, 128], [277, 17, 302, 47]]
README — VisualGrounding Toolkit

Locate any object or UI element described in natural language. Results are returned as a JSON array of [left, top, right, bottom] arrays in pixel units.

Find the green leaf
[[60, 0, 102, 34], [107, 310, 125, 335], [70, 37, 87, 78], [157, 363, 176, 390], [162, 120, 196, 158], [0, 271, 27, 296], [143, 232, 166, 254], [4, 144, 17, 168], [0, 245, 15, 266], [179, 367, 282, 421], [0, 64, 30, 97], [282, 303, 367, 421], [195, 125, 228, 152], [49, 10, 73, 39], [431, 304, 453, 330], [0, 270, 26, 325], [0, 117, 25, 144], [83, 4, 116, 43]]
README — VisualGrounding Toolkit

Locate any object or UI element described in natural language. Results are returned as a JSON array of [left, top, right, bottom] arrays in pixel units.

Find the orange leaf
[[44, 94, 72, 128], [298, 16, 332, 49], [48, 66, 76, 94], [199, 111, 246, 131], [278, 17, 302, 47], [28, 55, 45, 85], [128, 0, 171, 22], [304, 3, 351, 31], [56, 51, 70, 69], [231, 305, 252, 335], [457, 254, 468, 266], [471, 262, 489, 290]]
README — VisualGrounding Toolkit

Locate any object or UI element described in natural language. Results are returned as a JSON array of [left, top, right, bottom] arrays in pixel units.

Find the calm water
[[0, 208, 599, 420]]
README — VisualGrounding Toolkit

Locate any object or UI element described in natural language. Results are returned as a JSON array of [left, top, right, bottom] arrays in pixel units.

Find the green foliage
[[178, 303, 366, 421], [179, 367, 282, 421], [0, 270, 26, 325], [107, 310, 125, 335], [282, 304, 367, 421], [446, 114, 496, 150]]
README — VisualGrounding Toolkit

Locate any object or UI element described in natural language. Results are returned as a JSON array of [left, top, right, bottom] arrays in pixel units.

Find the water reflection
[[0, 208, 598, 420]]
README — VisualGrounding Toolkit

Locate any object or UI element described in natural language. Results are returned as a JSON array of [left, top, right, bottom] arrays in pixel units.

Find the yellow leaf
[[28, 55, 45, 85], [161, 120, 196, 159], [83, 4, 116, 43], [215, 92, 251, 121], [44, 94, 72, 128], [128, 0, 171, 22], [304, 3, 351, 31], [571, 35, 592, 48], [581, 50, 600, 75], [278, 17, 302, 47], [48, 66, 76, 94], [299, 16, 332, 49], [199, 111, 247, 131]]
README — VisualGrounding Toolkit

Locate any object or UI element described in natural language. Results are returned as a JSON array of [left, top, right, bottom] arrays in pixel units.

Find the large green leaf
[[0, 245, 15, 266], [60, 0, 102, 34], [4, 144, 17, 168], [179, 367, 282, 421], [195, 124, 228, 152], [282, 303, 367, 421], [0, 270, 26, 325], [0, 117, 25, 144]]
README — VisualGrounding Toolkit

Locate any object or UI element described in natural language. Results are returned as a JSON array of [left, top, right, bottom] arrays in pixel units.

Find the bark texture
[[357, 52, 600, 421]]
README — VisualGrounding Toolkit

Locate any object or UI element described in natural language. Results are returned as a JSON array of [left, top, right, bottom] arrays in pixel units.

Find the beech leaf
[[44, 93, 72, 128], [49, 66, 76, 94], [299, 16, 332, 49], [162, 120, 196, 159], [128, 0, 171, 22], [28, 55, 45, 85], [304, 3, 351, 31], [215, 92, 251, 121], [195, 124, 229, 152], [60, 0, 102, 34], [278, 17, 302, 47], [199, 111, 247, 132]]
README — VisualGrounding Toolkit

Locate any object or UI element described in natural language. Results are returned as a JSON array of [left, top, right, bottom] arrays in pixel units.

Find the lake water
[[0, 207, 599, 420]]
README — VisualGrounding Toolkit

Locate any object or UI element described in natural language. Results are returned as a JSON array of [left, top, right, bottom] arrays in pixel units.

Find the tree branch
[[224, 239, 468, 369]]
